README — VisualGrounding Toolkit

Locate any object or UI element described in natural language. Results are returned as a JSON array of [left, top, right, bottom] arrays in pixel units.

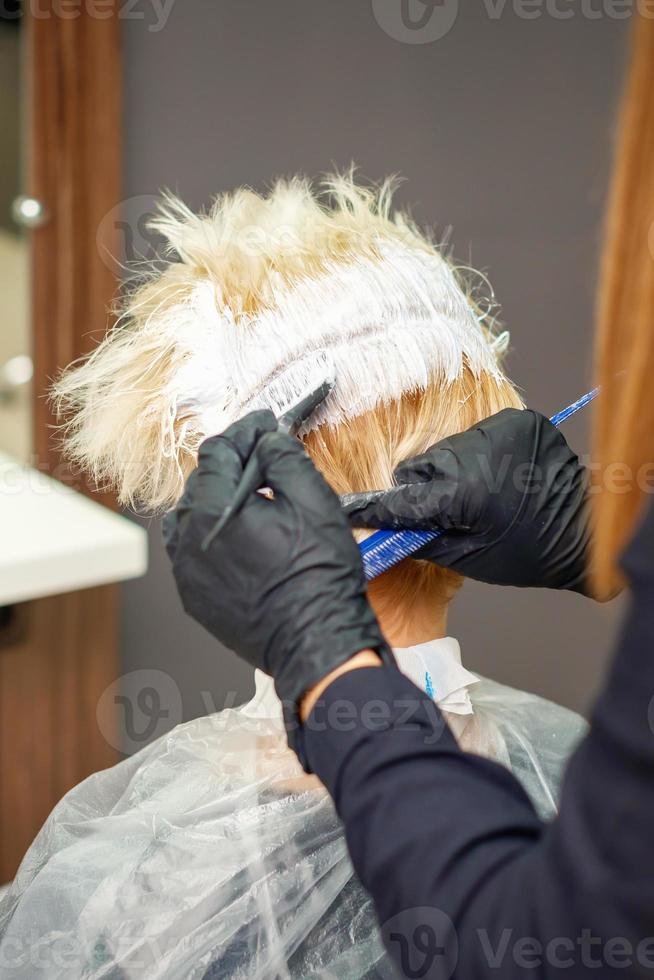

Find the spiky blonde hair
[[53, 173, 517, 517]]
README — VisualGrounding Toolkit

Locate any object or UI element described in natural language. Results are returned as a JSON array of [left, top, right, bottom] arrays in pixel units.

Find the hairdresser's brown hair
[[592, 14, 654, 598]]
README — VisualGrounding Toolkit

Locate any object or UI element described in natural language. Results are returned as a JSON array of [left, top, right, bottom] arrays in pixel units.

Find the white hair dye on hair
[[52, 174, 510, 511], [175, 240, 507, 440]]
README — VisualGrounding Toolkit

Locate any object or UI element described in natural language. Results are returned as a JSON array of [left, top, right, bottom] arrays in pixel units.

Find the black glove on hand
[[163, 410, 394, 750], [343, 408, 591, 594]]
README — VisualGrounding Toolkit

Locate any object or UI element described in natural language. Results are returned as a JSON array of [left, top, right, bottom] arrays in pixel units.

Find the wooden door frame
[[0, 1, 122, 882]]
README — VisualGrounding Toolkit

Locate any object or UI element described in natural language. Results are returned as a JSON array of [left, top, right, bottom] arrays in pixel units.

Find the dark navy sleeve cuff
[[302, 664, 458, 797]]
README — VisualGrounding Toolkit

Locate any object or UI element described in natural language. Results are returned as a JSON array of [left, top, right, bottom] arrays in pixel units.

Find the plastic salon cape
[[0, 638, 586, 979]]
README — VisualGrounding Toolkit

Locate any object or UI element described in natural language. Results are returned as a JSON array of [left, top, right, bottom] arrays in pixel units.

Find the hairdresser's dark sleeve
[[305, 502, 654, 978]]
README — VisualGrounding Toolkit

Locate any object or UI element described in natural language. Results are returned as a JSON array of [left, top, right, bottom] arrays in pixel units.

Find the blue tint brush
[[358, 387, 599, 581]]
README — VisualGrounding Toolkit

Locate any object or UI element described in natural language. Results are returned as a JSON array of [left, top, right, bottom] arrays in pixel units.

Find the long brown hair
[[592, 13, 654, 598]]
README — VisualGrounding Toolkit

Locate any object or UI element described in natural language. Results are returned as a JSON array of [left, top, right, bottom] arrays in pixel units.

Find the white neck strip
[[242, 636, 479, 728]]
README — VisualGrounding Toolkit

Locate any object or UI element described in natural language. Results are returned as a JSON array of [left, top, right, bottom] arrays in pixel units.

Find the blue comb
[[359, 387, 599, 581]]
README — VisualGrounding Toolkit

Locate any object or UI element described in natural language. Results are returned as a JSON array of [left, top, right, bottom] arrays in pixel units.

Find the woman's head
[[53, 173, 521, 635]]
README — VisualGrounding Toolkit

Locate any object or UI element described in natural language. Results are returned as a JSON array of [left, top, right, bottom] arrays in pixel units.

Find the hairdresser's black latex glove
[[343, 408, 591, 594], [163, 410, 394, 741]]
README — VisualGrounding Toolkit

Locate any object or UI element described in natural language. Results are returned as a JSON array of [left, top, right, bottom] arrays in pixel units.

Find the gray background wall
[[121, 0, 630, 739]]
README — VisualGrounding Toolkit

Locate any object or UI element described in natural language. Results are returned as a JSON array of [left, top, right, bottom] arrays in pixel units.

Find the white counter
[[0, 454, 147, 605]]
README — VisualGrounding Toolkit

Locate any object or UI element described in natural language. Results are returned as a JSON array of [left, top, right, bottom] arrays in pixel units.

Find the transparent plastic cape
[[0, 672, 587, 979]]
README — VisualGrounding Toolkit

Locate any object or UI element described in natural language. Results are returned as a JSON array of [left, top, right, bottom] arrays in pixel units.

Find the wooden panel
[[0, 3, 122, 882], [29, 1, 122, 487], [0, 588, 118, 879]]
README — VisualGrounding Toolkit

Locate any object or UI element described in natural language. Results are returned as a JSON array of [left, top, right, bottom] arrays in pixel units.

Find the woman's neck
[[369, 586, 449, 648]]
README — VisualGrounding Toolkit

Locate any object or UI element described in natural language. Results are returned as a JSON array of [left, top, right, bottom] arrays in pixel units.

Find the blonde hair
[[53, 173, 521, 618], [591, 15, 654, 599], [306, 363, 521, 620]]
